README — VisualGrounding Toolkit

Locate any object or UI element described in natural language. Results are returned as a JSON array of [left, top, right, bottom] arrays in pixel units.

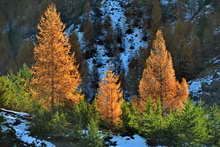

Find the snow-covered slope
[[100, 0, 148, 76], [110, 135, 148, 147], [64, 0, 149, 98], [0, 109, 55, 147], [0, 108, 152, 147], [189, 75, 214, 98], [189, 57, 220, 104]]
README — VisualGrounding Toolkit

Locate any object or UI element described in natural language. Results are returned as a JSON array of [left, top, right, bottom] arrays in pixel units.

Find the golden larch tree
[[138, 30, 189, 111], [31, 4, 82, 108], [96, 71, 123, 126], [169, 78, 189, 110]]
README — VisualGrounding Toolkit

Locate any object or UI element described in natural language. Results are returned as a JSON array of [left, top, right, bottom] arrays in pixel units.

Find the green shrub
[[31, 100, 99, 137], [128, 98, 173, 146], [206, 106, 220, 146], [31, 107, 70, 136], [0, 65, 37, 112], [127, 99, 210, 146], [48, 111, 70, 134], [173, 102, 209, 146], [30, 106, 51, 135], [69, 100, 99, 129], [81, 119, 105, 147], [121, 101, 136, 133]]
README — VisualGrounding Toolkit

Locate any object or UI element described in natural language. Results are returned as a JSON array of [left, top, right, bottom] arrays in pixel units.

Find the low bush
[[79, 119, 105, 147], [173, 102, 209, 146], [206, 106, 220, 146], [124, 98, 220, 146], [0, 65, 38, 113], [31, 100, 100, 137], [121, 101, 136, 133], [68, 100, 99, 129], [30, 107, 70, 136]]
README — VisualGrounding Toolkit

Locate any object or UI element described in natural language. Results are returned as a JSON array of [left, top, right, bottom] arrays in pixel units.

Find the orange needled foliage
[[138, 30, 189, 111], [31, 4, 82, 108], [96, 71, 123, 127]]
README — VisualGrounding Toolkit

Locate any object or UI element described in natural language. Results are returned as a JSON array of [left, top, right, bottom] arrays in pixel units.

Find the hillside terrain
[[0, 0, 220, 146], [1, 0, 220, 100]]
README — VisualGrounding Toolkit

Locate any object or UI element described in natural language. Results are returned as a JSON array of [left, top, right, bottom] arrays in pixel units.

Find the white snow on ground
[[214, 27, 220, 35], [0, 109, 55, 147], [189, 57, 220, 98], [213, 59, 220, 64], [66, 0, 148, 96], [75, 27, 86, 49], [100, 0, 127, 30], [121, 28, 148, 75], [209, 56, 220, 64], [0, 110, 160, 147], [110, 135, 148, 147], [189, 75, 213, 97], [67, 24, 87, 51], [160, 0, 177, 6], [68, 0, 148, 80], [189, 73, 220, 99], [184, 1, 214, 21], [0, 108, 30, 117], [101, 0, 148, 76], [96, 44, 111, 79], [64, 24, 75, 36]]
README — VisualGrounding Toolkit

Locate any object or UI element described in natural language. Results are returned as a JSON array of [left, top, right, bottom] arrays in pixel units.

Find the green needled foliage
[[207, 106, 220, 146], [70, 99, 99, 129], [85, 119, 105, 147], [0, 64, 37, 112], [126, 98, 216, 146], [173, 102, 209, 145]]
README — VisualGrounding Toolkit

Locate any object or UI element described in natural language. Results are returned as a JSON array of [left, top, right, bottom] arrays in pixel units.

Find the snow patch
[[64, 24, 75, 36], [100, 0, 127, 30], [189, 75, 213, 97], [0, 109, 55, 147], [184, 1, 213, 21], [72, 25, 86, 51], [189, 70, 220, 98], [209, 56, 220, 64], [110, 135, 148, 147], [96, 44, 111, 80], [189, 57, 220, 98], [160, 0, 177, 6], [1, 108, 30, 117], [101, 0, 148, 75], [121, 28, 148, 75], [214, 27, 220, 35]]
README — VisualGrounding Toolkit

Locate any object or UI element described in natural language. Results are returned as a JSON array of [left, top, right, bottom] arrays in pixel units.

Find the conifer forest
[[0, 0, 220, 146]]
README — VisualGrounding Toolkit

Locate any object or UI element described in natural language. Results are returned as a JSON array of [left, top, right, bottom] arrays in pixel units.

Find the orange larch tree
[[169, 78, 189, 110], [138, 30, 189, 111], [96, 71, 123, 126], [31, 4, 82, 108]]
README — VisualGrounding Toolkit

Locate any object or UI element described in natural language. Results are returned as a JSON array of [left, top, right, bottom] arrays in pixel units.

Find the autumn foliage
[[137, 30, 189, 111], [96, 71, 123, 126], [31, 4, 82, 108]]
